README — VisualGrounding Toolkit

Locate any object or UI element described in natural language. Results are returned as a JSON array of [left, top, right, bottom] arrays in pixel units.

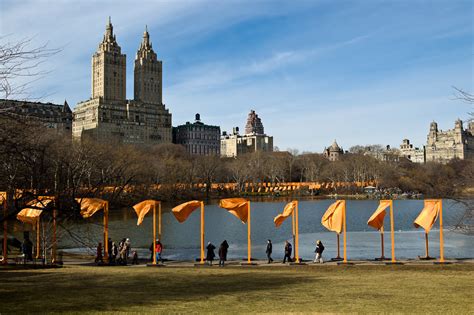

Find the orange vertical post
[[247, 201, 251, 264], [292, 209, 295, 257], [424, 233, 429, 258], [389, 200, 396, 263], [343, 200, 347, 263], [36, 218, 40, 259], [439, 200, 444, 263], [295, 200, 300, 263], [52, 208, 57, 263], [158, 202, 162, 240], [153, 202, 156, 265], [3, 197, 7, 265], [200, 201, 205, 264], [104, 201, 109, 262], [380, 226, 385, 259]]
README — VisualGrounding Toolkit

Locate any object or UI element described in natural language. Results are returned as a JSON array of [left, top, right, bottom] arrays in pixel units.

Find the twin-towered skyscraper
[[73, 18, 172, 144]]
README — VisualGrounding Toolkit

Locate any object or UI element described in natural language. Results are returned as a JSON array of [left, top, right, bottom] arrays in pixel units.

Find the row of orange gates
[[1, 193, 444, 265], [101, 181, 377, 193]]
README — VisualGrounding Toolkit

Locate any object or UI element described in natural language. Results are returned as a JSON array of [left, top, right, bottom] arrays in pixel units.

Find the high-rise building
[[73, 18, 172, 145], [173, 113, 221, 156]]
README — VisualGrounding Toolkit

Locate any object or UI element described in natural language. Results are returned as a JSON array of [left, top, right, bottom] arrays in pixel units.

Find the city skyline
[[1, 0, 472, 151]]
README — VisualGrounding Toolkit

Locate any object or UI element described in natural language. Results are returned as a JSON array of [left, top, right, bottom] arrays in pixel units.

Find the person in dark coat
[[218, 240, 229, 266], [95, 242, 103, 264], [206, 241, 216, 266], [132, 251, 139, 265], [149, 242, 154, 262], [22, 236, 33, 262], [266, 239, 273, 263], [314, 240, 325, 263], [107, 237, 112, 259], [283, 241, 292, 263]]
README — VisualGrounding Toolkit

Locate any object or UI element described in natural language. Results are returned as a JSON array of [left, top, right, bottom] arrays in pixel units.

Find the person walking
[[95, 242, 103, 264], [266, 239, 273, 264], [110, 241, 118, 264], [118, 238, 126, 264], [283, 241, 292, 263], [124, 238, 131, 259], [132, 251, 139, 265], [119, 239, 128, 265], [314, 240, 325, 263], [149, 242, 154, 262], [22, 236, 33, 262], [206, 241, 216, 266], [155, 240, 163, 264], [107, 237, 112, 259], [218, 240, 229, 267]]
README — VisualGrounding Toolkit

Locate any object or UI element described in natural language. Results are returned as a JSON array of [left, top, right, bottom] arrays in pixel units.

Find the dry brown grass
[[1, 264, 473, 314]]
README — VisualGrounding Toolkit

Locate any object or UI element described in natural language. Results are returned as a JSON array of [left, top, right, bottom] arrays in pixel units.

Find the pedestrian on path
[[206, 242, 216, 266], [283, 241, 292, 263], [266, 239, 273, 264], [218, 240, 229, 266], [155, 239, 163, 264], [314, 240, 325, 263], [95, 242, 103, 264]]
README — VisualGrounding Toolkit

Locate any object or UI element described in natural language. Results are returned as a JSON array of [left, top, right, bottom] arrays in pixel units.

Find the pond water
[[57, 199, 473, 260]]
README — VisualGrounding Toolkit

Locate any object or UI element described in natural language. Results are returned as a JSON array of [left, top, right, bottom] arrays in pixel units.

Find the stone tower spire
[[92, 17, 126, 100], [134, 25, 162, 104]]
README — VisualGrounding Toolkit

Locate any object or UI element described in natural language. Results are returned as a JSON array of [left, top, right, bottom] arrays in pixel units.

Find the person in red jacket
[[155, 240, 163, 264]]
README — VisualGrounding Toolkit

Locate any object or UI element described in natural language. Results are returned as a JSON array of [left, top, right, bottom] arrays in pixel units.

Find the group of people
[[205, 240, 229, 266], [96, 238, 325, 265], [96, 238, 138, 265], [266, 239, 325, 264], [205, 239, 325, 265]]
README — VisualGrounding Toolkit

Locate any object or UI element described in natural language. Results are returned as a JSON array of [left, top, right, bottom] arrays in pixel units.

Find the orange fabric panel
[[219, 198, 249, 223], [274, 201, 297, 227], [0, 192, 6, 202], [16, 198, 52, 224], [367, 200, 391, 231], [321, 200, 345, 234], [172, 200, 201, 223], [414, 200, 441, 233], [133, 200, 159, 226], [17, 208, 43, 225], [76, 198, 106, 218]]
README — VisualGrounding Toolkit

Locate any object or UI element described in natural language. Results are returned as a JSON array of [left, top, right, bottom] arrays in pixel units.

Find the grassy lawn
[[1, 264, 473, 314]]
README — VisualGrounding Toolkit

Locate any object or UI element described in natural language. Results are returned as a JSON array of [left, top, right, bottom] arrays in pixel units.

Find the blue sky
[[1, 0, 472, 152]]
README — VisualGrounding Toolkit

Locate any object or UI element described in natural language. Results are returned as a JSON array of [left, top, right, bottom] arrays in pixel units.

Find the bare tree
[[0, 36, 60, 103]]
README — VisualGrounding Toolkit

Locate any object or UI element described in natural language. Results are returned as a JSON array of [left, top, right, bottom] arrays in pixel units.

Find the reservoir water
[[55, 199, 473, 260]]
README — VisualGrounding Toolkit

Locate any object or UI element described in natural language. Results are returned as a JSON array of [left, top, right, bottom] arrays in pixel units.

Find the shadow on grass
[[0, 268, 314, 313]]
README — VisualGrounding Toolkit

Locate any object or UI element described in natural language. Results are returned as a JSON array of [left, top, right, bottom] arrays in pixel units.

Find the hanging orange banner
[[274, 201, 297, 227], [75, 198, 106, 218], [133, 200, 159, 226], [219, 198, 249, 223], [367, 200, 391, 231], [172, 200, 201, 223], [414, 200, 441, 233], [321, 200, 345, 234], [17, 198, 53, 224]]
